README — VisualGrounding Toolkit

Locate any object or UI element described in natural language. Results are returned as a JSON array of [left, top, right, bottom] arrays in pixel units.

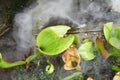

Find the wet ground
[[0, 0, 120, 80]]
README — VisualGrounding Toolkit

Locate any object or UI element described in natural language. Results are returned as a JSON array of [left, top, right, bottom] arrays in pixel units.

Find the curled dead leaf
[[87, 77, 94, 80], [62, 46, 80, 70], [113, 72, 120, 80]]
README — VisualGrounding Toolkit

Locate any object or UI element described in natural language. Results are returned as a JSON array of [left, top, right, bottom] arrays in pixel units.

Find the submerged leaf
[[62, 46, 80, 70], [113, 72, 120, 80], [36, 25, 74, 55], [78, 40, 95, 60], [96, 37, 109, 59]]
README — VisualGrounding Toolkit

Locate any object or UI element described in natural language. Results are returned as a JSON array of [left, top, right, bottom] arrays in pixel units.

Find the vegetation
[[0, 23, 120, 79]]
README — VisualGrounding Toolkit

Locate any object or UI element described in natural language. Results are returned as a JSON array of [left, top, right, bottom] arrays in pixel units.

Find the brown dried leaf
[[62, 46, 80, 70], [113, 72, 120, 80]]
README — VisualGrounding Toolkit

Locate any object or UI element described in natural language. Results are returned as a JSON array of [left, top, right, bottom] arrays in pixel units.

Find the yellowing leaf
[[96, 37, 109, 59], [50, 25, 70, 37]]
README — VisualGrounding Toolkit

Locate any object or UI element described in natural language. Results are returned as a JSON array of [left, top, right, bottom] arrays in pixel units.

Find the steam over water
[[12, 0, 120, 79], [13, 0, 120, 50]]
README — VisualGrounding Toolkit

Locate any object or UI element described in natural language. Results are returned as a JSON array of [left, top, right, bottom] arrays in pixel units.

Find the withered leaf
[[62, 46, 80, 70], [96, 37, 109, 59]]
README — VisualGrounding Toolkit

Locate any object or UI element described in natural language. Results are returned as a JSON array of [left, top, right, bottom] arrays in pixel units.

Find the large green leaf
[[103, 22, 113, 41], [36, 25, 74, 55], [78, 40, 95, 60]]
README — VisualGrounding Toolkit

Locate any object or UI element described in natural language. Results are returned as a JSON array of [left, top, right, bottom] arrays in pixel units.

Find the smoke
[[12, 0, 120, 79], [111, 0, 120, 12], [13, 12, 34, 50]]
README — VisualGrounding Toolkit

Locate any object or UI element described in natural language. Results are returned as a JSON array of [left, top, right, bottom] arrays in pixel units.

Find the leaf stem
[[25, 49, 42, 63]]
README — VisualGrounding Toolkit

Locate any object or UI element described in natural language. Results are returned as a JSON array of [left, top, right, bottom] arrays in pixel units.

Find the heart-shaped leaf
[[36, 25, 74, 55]]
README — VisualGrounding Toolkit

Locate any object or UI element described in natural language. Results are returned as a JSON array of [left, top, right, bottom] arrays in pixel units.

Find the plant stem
[[25, 49, 42, 63], [68, 29, 102, 34]]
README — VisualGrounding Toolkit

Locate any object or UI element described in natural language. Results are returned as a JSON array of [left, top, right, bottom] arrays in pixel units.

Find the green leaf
[[112, 65, 120, 72], [109, 37, 120, 49], [103, 22, 113, 41], [78, 40, 95, 60], [72, 34, 80, 46], [45, 60, 54, 74], [103, 22, 120, 49], [109, 27, 120, 49], [63, 72, 82, 80], [0, 53, 25, 68], [36, 25, 74, 55], [110, 47, 120, 57]]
